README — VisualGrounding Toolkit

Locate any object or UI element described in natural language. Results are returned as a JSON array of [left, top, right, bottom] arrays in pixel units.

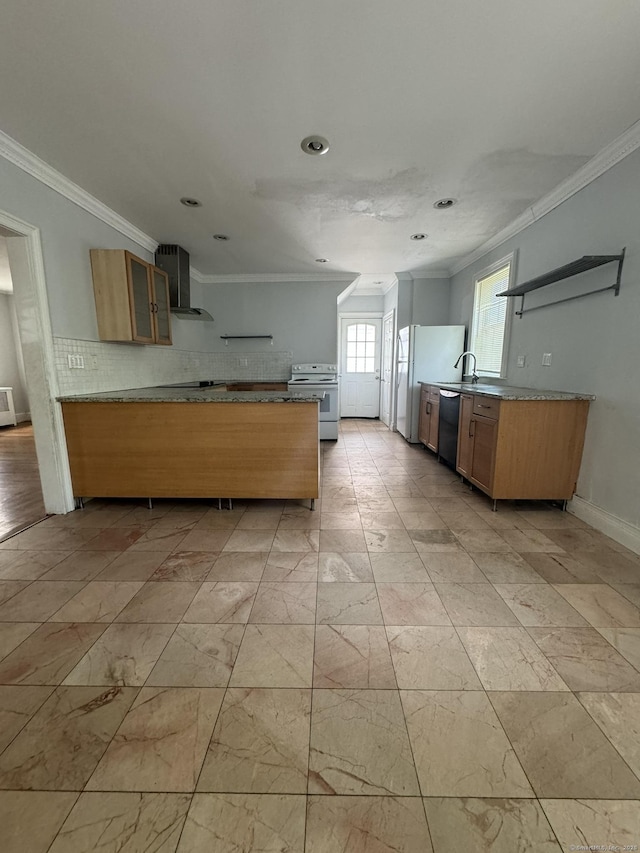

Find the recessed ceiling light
[[180, 197, 202, 207], [433, 198, 457, 209], [301, 136, 330, 155], [410, 233, 427, 241], [315, 258, 329, 263], [212, 234, 229, 241]]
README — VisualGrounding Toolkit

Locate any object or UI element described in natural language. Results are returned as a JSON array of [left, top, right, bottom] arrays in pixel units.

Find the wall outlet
[[517, 355, 526, 367], [238, 358, 249, 368], [542, 352, 552, 366], [67, 354, 85, 369]]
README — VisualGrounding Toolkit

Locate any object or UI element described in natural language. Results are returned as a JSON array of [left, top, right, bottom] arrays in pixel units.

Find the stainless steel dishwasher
[[438, 389, 461, 469]]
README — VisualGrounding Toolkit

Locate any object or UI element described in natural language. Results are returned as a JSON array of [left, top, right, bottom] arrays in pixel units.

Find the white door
[[339, 318, 382, 418], [380, 311, 394, 427], [395, 326, 410, 438]]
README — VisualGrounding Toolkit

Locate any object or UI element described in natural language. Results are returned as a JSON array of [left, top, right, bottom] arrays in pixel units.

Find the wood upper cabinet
[[418, 384, 440, 451], [150, 266, 172, 345], [91, 249, 172, 345], [456, 392, 590, 501]]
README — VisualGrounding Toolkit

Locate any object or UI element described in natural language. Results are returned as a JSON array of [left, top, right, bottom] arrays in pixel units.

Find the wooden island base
[[61, 401, 320, 501]]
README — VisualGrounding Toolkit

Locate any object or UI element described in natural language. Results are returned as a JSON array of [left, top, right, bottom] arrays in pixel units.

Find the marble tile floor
[[0, 418, 639, 851]]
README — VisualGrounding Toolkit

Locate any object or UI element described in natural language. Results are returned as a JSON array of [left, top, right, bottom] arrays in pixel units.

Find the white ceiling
[[1, 0, 639, 278]]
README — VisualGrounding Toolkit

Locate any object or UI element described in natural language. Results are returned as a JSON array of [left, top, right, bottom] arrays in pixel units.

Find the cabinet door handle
[[477, 403, 491, 408], [426, 403, 431, 414], [469, 419, 475, 438]]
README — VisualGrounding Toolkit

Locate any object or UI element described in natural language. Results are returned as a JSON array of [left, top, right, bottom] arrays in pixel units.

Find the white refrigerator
[[396, 324, 465, 442]]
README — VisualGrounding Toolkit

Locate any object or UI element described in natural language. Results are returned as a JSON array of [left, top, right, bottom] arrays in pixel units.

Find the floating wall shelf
[[497, 249, 625, 317], [220, 335, 273, 346]]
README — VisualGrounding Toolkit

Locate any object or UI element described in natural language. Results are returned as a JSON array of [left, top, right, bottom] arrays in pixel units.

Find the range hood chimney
[[155, 244, 213, 321]]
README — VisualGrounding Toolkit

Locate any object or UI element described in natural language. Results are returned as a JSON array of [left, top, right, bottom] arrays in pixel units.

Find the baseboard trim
[[15, 412, 31, 423], [568, 495, 640, 556]]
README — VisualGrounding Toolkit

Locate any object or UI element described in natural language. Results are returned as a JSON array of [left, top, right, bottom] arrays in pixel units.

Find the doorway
[[380, 310, 395, 427], [338, 315, 382, 418], [0, 212, 75, 538]]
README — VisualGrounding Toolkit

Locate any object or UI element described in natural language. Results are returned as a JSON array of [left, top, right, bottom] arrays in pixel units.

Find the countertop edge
[[58, 389, 323, 404], [425, 382, 596, 401]]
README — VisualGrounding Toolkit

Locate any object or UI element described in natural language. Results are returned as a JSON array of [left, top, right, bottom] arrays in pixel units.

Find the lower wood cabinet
[[62, 400, 319, 500], [418, 384, 440, 452], [456, 394, 590, 501]]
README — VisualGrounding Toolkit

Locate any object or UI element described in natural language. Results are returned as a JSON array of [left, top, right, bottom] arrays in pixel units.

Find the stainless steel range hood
[[155, 244, 214, 321]]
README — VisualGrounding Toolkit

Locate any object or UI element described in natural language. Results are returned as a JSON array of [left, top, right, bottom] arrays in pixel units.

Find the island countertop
[[57, 386, 324, 403], [431, 382, 595, 401]]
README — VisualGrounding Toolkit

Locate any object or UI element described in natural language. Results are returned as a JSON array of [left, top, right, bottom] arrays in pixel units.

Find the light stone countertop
[[57, 386, 324, 403], [429, 382, 595, 401]]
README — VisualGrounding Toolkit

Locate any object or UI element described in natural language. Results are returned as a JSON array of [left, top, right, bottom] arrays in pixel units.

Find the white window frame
[[469, 251, 516, 380]]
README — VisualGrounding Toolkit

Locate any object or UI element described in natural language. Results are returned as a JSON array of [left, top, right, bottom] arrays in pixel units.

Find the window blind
[[470, 262, 511, 376]]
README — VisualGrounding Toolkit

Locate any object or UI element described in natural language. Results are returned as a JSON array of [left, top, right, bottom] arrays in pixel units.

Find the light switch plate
[[542, 352, 552, 366], [517, 355, 526, 367], [67, 354, 85, 369]]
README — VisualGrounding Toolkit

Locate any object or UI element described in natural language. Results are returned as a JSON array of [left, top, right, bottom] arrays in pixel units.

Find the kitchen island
[[59, 386, 322, 504]]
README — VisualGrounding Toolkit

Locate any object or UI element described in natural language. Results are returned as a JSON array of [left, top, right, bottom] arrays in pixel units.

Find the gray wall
[[0, 156, 208, 355], [449, 147, 640, 531], [199, 279, 353, 362], [0, 293, 29, 416], [339, 294, 384, 313], [412, 278, 451, 326]]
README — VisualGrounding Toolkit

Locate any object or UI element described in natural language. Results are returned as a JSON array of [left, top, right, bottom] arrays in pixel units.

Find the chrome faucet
[[454, 351, 479, 383]]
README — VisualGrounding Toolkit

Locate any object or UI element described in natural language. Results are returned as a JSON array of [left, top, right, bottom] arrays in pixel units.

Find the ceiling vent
[[155, 244, 213, 321]]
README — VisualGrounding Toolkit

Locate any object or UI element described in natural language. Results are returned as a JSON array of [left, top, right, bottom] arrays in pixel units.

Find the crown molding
[[199, 272, 359, 284], [450, 118, 640, 277], [0, 130, 158, 253]]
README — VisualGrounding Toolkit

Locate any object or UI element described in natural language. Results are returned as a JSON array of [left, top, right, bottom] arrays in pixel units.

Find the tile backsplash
[[54, 338, 293, 396]]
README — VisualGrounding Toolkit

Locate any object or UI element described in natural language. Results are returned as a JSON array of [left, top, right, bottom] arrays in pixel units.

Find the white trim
[[0, 130, 157, 254], [200, 272, 359, 284], [450, 118, 640, 276], [569, 495, 640, 556], [15, 412, 31, 423], [469, 252, 516, 380], [0, 208, 75, 514], [380, 308, 396, 429]]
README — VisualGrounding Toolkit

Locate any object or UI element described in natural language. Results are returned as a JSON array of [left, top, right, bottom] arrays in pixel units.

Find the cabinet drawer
[[473, 396, 500, 419], [427, 385, 440, 402]]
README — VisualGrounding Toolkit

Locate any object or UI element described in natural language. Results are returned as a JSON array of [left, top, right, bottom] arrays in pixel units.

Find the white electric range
[[288, 363, 339, 440]]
